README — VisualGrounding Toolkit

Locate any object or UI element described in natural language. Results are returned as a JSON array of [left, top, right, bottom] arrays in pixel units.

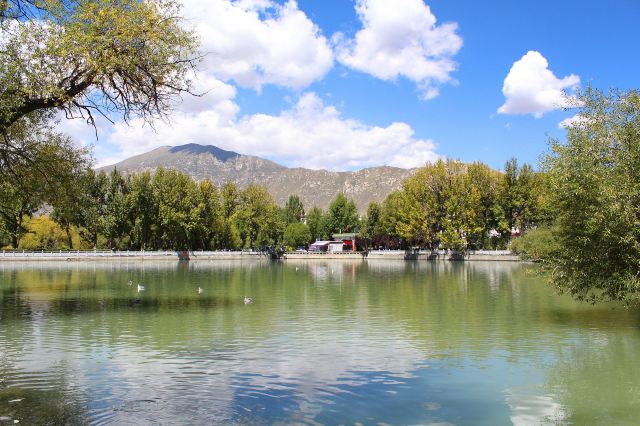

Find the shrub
[[510, 226, 559, 262]]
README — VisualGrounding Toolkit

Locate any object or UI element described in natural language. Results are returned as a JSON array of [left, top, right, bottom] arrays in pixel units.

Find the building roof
[[332, 233, 359, 239]]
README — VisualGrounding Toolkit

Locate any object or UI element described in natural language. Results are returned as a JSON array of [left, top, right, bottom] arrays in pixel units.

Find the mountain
[[99, 144, 418, 212]]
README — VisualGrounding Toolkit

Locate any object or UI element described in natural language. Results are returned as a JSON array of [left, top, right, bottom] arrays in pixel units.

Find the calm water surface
[[0, 260, 639, 425]]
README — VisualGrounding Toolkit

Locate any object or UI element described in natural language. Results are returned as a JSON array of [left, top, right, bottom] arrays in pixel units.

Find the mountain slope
[[100, 144, 417, 212]]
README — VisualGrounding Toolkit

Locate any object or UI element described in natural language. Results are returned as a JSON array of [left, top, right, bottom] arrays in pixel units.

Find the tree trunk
[[66, 223, 73, 249]]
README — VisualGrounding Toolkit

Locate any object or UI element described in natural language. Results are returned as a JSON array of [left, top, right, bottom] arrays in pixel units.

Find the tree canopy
[[0, 114, 87, 248], [542, 87, 640, 303], [0, 0, 198, 135]]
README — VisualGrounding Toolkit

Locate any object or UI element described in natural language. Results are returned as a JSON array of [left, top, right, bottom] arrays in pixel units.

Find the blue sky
[[70, 0, 640, 171]]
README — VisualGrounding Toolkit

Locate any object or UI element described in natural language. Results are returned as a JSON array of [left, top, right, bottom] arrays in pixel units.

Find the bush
[[510, 226, 559, 262], [19, 216, 69, 250], [283, 223, 311, 250]]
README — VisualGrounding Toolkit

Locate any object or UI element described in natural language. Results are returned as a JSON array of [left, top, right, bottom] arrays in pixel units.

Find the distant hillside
[[99, 144, 418, 212]]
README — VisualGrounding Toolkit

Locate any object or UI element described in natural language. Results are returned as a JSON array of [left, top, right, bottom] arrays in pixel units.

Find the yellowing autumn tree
[[0, 0, 198, 135]]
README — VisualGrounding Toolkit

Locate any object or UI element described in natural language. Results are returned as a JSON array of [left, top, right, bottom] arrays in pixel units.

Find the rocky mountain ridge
[[100, 144, 418, 212]]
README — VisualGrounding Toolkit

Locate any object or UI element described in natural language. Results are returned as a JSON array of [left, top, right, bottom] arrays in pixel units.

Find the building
[[309, 241, 331, 252], [331, 233, 358, 252]]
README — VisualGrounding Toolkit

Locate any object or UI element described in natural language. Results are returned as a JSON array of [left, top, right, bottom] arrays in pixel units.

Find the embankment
[[1, 249, 519, 262]]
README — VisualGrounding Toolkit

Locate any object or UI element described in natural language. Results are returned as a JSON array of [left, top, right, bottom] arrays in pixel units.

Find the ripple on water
[[1, 261, 640, 424]]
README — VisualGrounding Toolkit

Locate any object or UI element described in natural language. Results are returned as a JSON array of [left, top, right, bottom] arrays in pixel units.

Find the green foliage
[[197, 180, 224, 249], [235, 184, 280, 249], [510, 226, 559, 262], [283, 223, 311, 250], [375, 158, 546, 251], [0, 115, 88, 248], [75, 170, 109, 248], [4, 151, 548, 255], [127, 171, 156, 250], [379, 191, 405, 243], [326, 193, 359, 235], [542, 87, 640, 303], [152, 168, 203, 250], [103, 169, 130, 249], [362, 202, 382, 239], [465, 162, 506, 249], [500, 158, 547, 235], [305, 206, 325, 242], [284, 194, 305, 224], [219, 182, 242, 250], [398, 160, 479, 249]]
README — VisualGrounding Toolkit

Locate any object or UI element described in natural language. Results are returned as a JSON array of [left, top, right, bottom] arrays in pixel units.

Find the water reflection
[[1, 260, 639, 424]]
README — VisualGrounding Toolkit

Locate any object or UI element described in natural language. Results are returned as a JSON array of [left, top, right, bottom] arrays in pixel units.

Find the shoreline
[[0, 250, 520, 262]]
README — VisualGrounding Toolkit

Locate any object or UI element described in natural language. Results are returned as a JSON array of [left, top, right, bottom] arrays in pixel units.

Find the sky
[[63, 0, 640, 171]]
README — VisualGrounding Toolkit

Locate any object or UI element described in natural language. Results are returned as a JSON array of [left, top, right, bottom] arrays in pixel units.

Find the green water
[[0, 260, 639, 425]]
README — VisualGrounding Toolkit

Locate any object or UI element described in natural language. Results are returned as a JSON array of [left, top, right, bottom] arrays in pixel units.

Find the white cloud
[[334, 0, 462, 99], [498, 51, 580, 118], [79, 90, 439, 170], [558, 114, 589, 129], [175, 71, 238, 115], [60, 1, 446, 170], [183, 0, 333, 91]]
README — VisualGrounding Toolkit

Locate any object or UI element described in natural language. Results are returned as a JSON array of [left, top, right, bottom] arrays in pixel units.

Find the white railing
[[0, 250, 176, 258], [1, 249, 514, 258], [189, 250, 263, 256], [285, 251, 363, 255], [0, 249, 270, 258], [368, 250, 407, 255], [367, 249, 513, 256]]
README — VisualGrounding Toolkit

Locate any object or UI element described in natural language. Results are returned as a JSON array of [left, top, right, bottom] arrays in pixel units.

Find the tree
[[0, 117, 87, 248], [542, 87, 640, 303], [0, 175, 42, 249], [236, 184, 279, 249], [399, 160, 449, 248], [219, 182, 242, 250], [76, 169, 109, 248], [152, 168, 202, 250], [379, 191, 406, 249], [466, 162, 505, 249], [306, 206, 324, 242], [360, 202, 382, 249], [283, 223, 311, 250], [102, 169, 130, 249], [19, 215, 69, 250], [326, 193, 359, 235], [127, 171, 156, 250], [362, 202, 382, 239], [500, 158, 541, 237], [0, 0, 198, 136], [197, 179, 224, 249], [284, 194, 305, 224]]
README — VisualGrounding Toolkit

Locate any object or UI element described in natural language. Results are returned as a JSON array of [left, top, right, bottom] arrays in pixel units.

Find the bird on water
[[244, 296, 253, 304], [198, 287, 203, 294]]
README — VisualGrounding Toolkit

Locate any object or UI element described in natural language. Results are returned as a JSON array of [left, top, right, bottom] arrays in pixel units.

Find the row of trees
[[1, 157, 547, 252], [0, 0, 199, 249], [359, 158, 549, 250], [0, 167, 368, 251]]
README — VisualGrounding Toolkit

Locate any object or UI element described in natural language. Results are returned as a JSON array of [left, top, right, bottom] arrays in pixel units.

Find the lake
[[1, 260, 639, 425]]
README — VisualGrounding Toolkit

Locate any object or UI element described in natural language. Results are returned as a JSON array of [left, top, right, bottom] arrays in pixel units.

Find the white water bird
[[198, 287, 203, 294], [127, 280, 133, 286], [295, 267, 299, 271], [137, 284, 145, 292], [244, 296, 253, 305]]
